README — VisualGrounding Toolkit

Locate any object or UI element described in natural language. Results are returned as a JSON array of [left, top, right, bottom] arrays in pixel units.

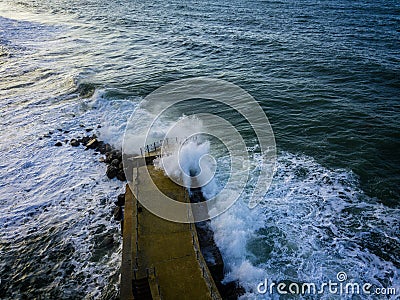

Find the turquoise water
[[0, 0, 399, 298]]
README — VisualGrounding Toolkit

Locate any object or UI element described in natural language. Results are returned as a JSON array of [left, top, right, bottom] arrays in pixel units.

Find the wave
[[152, 131, 399, 298], [209, 151, 399, 299]]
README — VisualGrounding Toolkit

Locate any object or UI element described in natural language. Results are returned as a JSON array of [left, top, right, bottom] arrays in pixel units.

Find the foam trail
[[210, 152, 399, 299]]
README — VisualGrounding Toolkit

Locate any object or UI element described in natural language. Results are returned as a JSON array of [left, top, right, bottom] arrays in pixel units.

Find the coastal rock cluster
[[66, 134, 127, 223], [69, 134, 126, 181], [44, 128, 127, 224]]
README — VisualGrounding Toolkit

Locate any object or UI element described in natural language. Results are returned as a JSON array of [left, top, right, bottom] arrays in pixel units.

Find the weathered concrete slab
[[121, 165, 221, 300]]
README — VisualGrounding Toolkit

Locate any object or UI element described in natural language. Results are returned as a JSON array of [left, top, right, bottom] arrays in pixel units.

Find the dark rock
[[38, 137, 43, 140], [63, 130, 70, 134], [111, 159, 120, 167], [105, 152, 112, 164], [70, 139, 80, 147], [105, 150, 121, 164], [113, 206, 123, 221], [85, 128, 93, 132], [106, 165, 118, 179], [101, 235, 114, 248], [86, 138, 98, 149], [115, 193, 125, 206], [79, 136, 90, 145], [105, 143, 112, 152], [111, 149, 122, 159], [77, 82, 96, 98], [43, 134, 51, 138], [57, 128, 63, 132], [98, 146, 107, 154], [96, 141, 107, 154], [54, 141, 63, 147], [218, 281, 245, 299], [116, 170, 126, 181], [48, 131, 53, 135], [80, 124, 85, 127], [97, 125, 102, 128]]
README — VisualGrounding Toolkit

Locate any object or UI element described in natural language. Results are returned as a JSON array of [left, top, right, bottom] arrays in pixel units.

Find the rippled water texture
[[0, 0, 399, 298]]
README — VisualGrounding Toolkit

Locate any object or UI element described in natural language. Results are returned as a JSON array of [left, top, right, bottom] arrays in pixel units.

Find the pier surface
[[121, 163, 220, 300]]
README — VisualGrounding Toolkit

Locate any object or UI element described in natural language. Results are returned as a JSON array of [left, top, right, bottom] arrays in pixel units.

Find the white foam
[[209, 151, 400, 298], [153, 136, 399, 297], [0, 87, 136, 298]]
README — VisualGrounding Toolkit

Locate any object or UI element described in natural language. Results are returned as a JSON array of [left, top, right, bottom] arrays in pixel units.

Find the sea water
[[0, 0, 399, 299]]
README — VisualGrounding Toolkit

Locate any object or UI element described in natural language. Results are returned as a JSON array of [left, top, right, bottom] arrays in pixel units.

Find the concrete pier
[[121, 162, 221, 300]]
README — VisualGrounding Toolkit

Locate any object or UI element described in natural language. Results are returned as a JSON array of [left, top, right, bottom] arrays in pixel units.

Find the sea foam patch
[[208, 151, 399, 298]]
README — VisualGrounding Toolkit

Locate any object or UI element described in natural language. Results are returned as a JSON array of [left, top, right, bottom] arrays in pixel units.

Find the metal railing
[[139, 136, 202, 156]]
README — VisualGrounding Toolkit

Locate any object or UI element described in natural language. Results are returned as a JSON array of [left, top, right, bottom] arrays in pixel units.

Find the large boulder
[[106, 165, 118, 179], [116, 170, 126, 181], [70, 139, 80, 147], [115, 193, 125, 206]]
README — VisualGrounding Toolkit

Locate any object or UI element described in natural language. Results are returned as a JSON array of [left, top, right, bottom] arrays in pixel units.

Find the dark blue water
[[0, 0, 399, 298]]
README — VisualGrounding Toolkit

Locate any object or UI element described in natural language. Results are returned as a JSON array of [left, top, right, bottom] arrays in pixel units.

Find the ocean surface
[[0, 0, 399, 299]]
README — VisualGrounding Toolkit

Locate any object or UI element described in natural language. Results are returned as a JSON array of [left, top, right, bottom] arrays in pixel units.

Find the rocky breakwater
[[47, 128, 128, 231], [70, 134, 127, 226], [190, 188, 245, 299]]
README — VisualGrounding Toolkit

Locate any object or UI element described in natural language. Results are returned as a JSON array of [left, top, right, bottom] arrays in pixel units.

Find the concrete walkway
[[121, 165, 220, 300]]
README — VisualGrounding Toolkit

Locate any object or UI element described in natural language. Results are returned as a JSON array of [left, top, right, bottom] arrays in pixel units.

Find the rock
[[85, 128, 93, 132], [43, 134, 51, 138], [55, 141, 63, 147], [98, 146, 107, 154], [218, 281, 245, 299], [97, 125, 102, 128], [106, 165, 118, 179], [116, 170, 126, 181], [86, 138, 98, 149], [101, 235, 114, 248], [70, 139, 80, 147], [105, 152, 112, 164], [115, 193, 125, 206], [111, 159, 120, 167], [96, 141, 106, 154], [105, 143, 112, 152], [113, 206, 123, 221], [111, 149, 122, 160], [105, 150, 121, 163], [79, 136, 90, 146]]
